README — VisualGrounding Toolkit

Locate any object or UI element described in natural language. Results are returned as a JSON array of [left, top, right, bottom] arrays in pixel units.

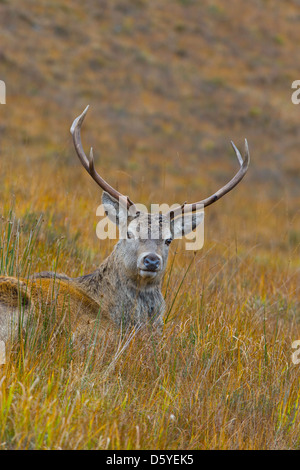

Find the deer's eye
[[127, 231, 134, 239], [165, 238, 173, 246]]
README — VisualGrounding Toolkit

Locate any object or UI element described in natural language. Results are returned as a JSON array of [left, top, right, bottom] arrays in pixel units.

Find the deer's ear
[[102, 192, 129, 227], [172, 211, 204, 239]]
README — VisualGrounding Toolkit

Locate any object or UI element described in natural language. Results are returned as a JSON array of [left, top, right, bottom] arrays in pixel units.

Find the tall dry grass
[[0, 193, 299, 449]]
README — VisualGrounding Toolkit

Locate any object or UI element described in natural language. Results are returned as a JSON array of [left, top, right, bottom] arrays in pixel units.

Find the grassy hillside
[[0, 0, 299, 449]]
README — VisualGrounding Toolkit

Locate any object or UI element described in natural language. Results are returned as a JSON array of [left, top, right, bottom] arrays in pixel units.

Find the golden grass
[[0, 192, 299, 450]]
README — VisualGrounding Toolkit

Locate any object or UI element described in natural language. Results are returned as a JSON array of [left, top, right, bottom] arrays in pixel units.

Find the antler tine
[[169, 139, 250, 219], [70, 106, 136, 211], [70, 105, 91, 171]]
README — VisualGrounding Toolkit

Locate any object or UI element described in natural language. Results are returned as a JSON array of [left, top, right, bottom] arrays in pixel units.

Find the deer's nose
[[143, 253, 161, 272]]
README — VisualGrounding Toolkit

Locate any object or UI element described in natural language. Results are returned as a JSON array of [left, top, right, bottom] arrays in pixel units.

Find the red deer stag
[[0, 106, 250, 341]]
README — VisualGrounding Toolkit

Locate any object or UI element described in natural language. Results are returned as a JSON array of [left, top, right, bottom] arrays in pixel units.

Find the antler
[[168, 139, 250, 219], [70, 106, 136, 211], [71, 107, 249, 218]]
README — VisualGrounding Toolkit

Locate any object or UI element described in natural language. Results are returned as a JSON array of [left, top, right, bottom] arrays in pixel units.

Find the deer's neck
[[75, 249, 165, 327]]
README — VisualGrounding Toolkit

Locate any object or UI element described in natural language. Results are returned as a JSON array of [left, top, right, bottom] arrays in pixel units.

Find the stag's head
[[99, 191, 204, 284], [70, 106, 250, 285]]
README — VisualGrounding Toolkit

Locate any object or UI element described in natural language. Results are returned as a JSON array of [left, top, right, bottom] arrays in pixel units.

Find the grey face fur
[[102, 191, 205, 290], [102, 192, 175, 285]]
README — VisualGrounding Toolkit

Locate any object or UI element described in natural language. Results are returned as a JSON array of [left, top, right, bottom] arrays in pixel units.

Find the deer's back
[[0, 275, 108, 342]]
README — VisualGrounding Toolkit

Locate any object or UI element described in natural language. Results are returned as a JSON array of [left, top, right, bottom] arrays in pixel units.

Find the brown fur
[[0, 277, 31, 307]]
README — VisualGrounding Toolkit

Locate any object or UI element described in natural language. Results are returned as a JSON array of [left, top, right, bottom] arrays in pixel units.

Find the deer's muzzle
[[137, 252, 162, 279]]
